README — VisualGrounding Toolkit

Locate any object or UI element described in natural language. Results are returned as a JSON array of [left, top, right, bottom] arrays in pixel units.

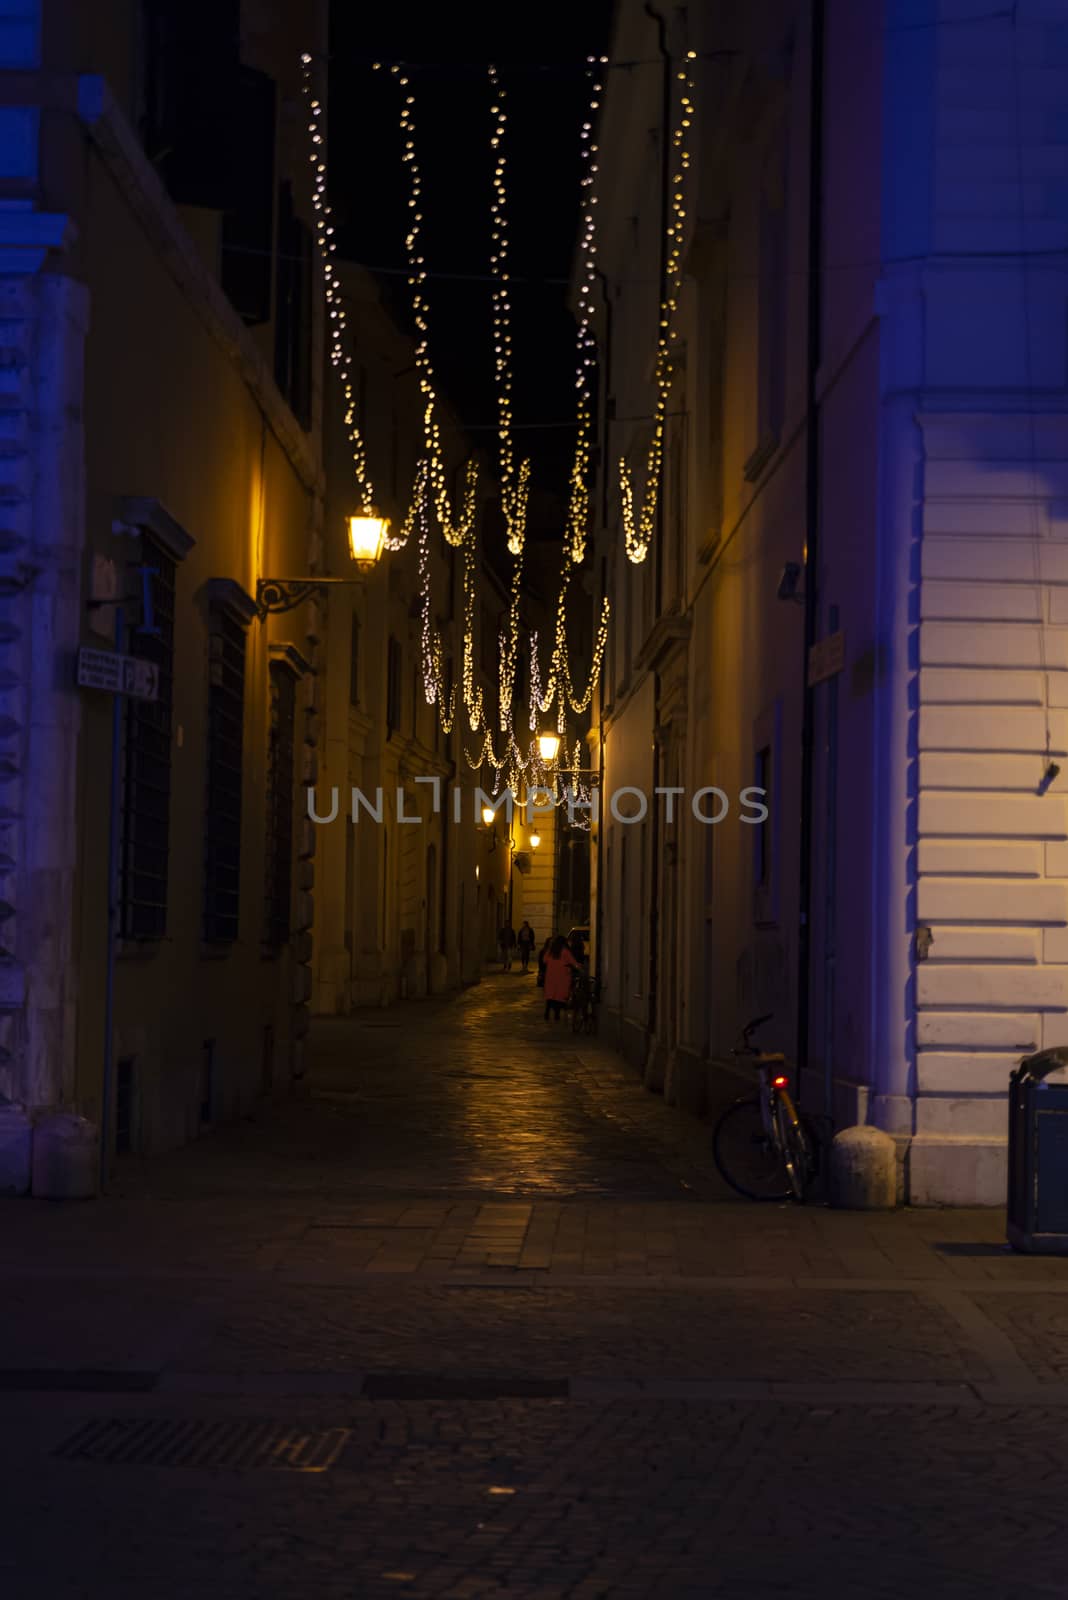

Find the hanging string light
[[566, 57, 606, 566], [302, 53, 377, 516], [562, 594, 611, 713], [388, 63, 479, 547], [460, 521, 485, 733], [487, 64, 532, 561], [414, 462, 457, 732], [619, 49, 697, 565]]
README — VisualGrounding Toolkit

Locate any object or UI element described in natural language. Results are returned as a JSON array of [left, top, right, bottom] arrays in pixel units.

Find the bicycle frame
[[754, 1059, 792, 1149]]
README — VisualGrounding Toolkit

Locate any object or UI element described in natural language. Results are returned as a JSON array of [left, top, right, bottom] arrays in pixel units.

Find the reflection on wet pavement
[[306, 973, 702, 1200]]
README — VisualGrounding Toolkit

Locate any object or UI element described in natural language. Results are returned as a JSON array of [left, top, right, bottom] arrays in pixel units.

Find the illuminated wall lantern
[[346, 511, 389, 573], [537, 731, 561, 764]]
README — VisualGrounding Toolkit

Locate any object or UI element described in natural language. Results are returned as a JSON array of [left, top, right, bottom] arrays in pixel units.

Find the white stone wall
[[912, 412, 1068, 1197]]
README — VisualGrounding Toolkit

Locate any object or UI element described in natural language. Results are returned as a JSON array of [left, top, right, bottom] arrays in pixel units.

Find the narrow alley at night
[[4, 0, 1068, 1592], [4, 977, 1068, 1597]]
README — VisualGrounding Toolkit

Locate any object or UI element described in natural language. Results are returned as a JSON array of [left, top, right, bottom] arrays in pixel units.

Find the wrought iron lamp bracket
[[255, 576, 369, 618]]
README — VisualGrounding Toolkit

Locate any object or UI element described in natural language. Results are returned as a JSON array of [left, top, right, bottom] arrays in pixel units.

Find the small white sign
[[77, 647, 159, 702], [807, 630, 846, 687]]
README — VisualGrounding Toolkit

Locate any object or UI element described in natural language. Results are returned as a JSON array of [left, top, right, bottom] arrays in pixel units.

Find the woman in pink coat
[[542, 935, 578, 1023]]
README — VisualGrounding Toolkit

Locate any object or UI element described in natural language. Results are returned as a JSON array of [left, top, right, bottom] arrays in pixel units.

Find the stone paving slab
[[0, 1396, 1065, 1599], [170, 1283, 986, 1383], [4, 978, 1068, 1598]]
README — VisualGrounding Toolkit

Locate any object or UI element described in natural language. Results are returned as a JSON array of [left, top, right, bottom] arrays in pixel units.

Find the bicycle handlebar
[[732, 1012, 774, 1055]]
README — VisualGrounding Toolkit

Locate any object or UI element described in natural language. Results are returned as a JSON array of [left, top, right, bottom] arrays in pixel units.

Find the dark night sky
[[328, 3, 614, 534]]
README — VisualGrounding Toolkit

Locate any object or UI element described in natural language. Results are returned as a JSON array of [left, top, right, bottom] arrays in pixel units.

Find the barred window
[[349, 613, 360, 706], [203, 607, 246, 943], [263, 663, 295, 949], [386, 635, 402, 736], [120, 542, 175, 941]]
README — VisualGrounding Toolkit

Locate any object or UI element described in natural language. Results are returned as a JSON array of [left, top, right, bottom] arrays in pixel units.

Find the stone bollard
[[829, 1125, 898, 1210], [31, 1113, 98, 1200]]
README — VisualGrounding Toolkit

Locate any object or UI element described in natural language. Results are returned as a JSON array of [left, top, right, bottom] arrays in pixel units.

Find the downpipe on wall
[[796, 0, 826, 1114], [643, 0, 670, 1073]]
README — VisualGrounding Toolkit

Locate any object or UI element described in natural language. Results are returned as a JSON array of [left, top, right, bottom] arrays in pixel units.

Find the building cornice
[[0, 198, 75, 274], [77, 75, 323, 500], [635, 608, 691, 675], [207, 577, 259, 628], [268, 641, 313, 677], [112, 496, 196, 562]]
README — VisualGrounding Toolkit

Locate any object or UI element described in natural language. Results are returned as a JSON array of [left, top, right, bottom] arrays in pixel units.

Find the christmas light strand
[[387, 63, 479, 546], [415, 462, 457, 732], [460, 521, 485, 733], [302, 53, 375, 514], [619, 50, 697, 565], [487, 65, 532, 561], [566, 58, 606, 565]]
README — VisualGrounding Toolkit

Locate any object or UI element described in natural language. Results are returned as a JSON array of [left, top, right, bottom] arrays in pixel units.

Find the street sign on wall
[[77, 647, 159, 702], [807, 630, 845, 687]]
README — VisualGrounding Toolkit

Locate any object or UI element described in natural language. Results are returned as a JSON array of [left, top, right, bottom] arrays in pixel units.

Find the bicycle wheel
[[775, 1098, 812, 1203], [712, 1096, 792, 1202]]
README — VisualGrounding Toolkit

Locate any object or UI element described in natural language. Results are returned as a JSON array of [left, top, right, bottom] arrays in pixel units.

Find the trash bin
[[1007, 1046, 1068, 1255]]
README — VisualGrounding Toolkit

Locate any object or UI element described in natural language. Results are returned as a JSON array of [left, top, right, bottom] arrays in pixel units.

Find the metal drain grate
[[55, 1418, 351, 1472]]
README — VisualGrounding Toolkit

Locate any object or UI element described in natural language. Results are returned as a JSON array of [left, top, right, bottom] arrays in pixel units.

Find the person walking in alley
[[517, 920, 535, 972], [498, 922, 517, 972], [543, 935, 578, 1022]]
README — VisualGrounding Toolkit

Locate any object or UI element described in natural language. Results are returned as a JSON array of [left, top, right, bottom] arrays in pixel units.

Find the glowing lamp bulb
[[481, 806, 496, 829], [346, 512, 388, 572], [529, 832, 541, 849], [538, 731, 561, 763]]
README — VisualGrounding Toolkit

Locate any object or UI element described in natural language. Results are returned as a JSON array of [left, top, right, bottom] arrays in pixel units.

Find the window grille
[[120, 541, 175, 941], [263, 662, 295, 949], [203, 607, 246, 943], [349, 614, 360, 706], [386, 636, 402, 736]]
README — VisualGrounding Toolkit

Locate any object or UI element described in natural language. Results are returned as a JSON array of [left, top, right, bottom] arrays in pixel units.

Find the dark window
[[274, 180, 313, 427], [755, 745, 772, 887], [757, 154, 787, 447], [115, 1058, 135, 1155], [120, 541, 175, 941], [203, 608, 246, 942], [349, 614, 360, 706], [261, 1023, 274, 1096], [200, 1039, 214, 1124], [481, 605, 495, 674], [220, 65, 277, 325], [139, 0, 241, 209], [263, 664, 296, 949], [386, 636, 402, 736]]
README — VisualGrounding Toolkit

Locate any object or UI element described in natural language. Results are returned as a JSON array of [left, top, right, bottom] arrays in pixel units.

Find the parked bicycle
[[712, 1013, 816, 1202], [570, 970, 600, 1035]]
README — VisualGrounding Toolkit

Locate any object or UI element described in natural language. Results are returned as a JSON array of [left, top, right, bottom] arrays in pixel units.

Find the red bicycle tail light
[[772, 1075, 788, 1088]]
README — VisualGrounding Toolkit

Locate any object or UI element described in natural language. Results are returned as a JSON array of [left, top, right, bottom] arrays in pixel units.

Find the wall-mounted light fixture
[[255, 510, 390, 617], [538, 730, 561, 763]]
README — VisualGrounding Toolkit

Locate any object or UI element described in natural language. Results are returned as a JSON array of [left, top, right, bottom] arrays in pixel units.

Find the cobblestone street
[[3, 975, 1068, 1598]]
